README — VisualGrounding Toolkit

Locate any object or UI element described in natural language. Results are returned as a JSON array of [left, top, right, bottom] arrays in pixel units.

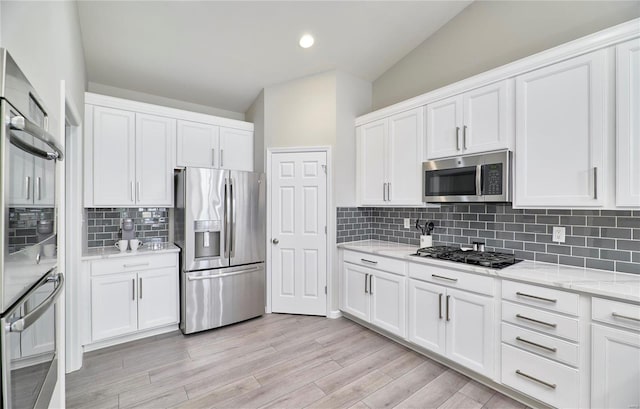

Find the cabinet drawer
[[91, 253, 177, 276], [502, 301, 579, 342], [502, 322, 579, 367], [502, 280, 579, 316], [343, 251, 406, 276], [501, 344, 580, 409], [409, 262, 494, 296], [592, 297, 640, 331]]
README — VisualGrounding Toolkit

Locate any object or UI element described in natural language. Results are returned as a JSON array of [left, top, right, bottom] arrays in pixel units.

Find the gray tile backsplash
[[86, 208, 169, 248], [337, 205, 640, 274], [9, 207, 55, 253]]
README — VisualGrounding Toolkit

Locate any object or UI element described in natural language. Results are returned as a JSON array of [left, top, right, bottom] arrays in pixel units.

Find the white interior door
[[271, 151, 327, 315]]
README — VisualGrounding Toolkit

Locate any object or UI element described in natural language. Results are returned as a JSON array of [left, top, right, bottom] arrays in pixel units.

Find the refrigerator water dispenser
[[194, 220, 221, 259]]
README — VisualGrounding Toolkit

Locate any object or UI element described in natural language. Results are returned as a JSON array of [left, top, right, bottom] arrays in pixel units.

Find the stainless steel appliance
[[423, 150, 511, 203], [411, 245, 522, 269], [0, 49, 64, 409], [174, 168, 265, 334]]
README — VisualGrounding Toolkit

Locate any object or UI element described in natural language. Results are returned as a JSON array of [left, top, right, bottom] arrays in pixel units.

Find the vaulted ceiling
[[77, 1, 471, 113]]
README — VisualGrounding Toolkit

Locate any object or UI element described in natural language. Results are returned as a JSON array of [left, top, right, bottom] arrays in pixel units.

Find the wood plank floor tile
[[66, 315, 521, 409]]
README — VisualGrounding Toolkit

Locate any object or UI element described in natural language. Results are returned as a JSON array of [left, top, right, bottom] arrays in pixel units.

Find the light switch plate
[[552, 226, 566, 243], [404, 218, 410, 229]]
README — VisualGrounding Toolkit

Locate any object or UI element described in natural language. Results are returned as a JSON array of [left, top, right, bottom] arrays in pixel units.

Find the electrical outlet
[[552, 226, 566, 243], [404, 218, 410, 229]]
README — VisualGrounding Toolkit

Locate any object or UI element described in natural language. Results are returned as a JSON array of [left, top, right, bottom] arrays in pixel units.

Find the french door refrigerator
[[174, 167, 265, 334]]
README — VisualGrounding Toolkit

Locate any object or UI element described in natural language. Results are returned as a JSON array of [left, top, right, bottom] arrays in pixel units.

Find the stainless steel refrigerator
[[174, 167, 266, 334]]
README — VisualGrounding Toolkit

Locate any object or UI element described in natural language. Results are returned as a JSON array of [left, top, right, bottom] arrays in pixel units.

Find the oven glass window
[[425, 166, 477, 196]]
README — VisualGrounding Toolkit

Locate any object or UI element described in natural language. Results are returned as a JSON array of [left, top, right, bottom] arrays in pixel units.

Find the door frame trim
[[266, 146, 332, 316]]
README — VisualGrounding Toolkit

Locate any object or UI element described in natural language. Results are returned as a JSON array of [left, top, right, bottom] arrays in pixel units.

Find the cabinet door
[[616, 39, 640, 207], [445, 288, 494, 377], [342, 263, 369, 321], [426, 95, 462, 159], [408, 279, 446, 355], [370, 270, 406, 337], [358, 120, 387, 205], [135, 114, 175, 206], [137, 268, 178, 330], [176, 120, 219, 168], [8, 135, 34, 206], [592, 324, 640, 409], [91, 273, 137, 341], [387, 108, 424, 205], [92, 106, 136, 206], [463, 80, 513, 154], [514, 50, 607, 207], [32, 138, 56, 206], [219, 127, 254, 171]]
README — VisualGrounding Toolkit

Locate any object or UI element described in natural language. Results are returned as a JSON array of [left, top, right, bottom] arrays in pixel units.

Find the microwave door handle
[[10, 273, 64, 332], [475, 165, 482, 196], [10, 115, 64, 160]]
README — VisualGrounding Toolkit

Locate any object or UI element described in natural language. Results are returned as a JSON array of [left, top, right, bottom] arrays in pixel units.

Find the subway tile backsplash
[[86, 207, 169, 248], [337, 205, 640, 274], [8, 207, 55, 253]]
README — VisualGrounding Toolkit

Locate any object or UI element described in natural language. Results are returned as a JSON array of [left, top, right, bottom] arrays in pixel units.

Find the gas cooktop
[[410, 245, 522, 269]]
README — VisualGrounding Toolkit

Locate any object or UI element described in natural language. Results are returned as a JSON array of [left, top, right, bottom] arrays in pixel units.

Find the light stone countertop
[[81, 243, 180, 261], [337, 240, 640, 303]]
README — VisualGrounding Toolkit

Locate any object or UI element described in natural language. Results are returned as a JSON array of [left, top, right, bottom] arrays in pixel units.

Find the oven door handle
[[9, 115, 64, 160], [9, 273, 64, 332]]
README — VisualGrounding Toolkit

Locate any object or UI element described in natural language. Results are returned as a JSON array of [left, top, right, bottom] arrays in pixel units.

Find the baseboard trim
[[82, 324, 179, 353], [327, 310, 342, 319]]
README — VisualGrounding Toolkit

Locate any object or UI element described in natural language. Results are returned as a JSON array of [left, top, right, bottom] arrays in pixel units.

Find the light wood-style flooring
[[66, 314, 529, 409]]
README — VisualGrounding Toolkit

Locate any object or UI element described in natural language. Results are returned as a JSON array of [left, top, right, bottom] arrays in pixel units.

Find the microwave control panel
[[483, 163, 503, 195]]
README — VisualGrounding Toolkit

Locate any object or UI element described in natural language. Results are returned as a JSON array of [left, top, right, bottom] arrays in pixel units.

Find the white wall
[[372, 0, 640, 109], [88, 81, 246, 121], [245, 90, 265, 172], [1, 2, 87, 407]]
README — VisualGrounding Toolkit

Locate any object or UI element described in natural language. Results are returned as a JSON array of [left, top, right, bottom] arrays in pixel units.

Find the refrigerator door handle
[[223, 178, 229, 258], [230, 178, 236, 258]]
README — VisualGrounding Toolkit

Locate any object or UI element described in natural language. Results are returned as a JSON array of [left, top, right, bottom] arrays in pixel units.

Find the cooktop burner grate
[[411, 246, 521, 269]]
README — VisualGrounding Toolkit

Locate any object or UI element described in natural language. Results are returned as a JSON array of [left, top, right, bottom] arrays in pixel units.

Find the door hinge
[[325, 286, 327, 294], [321, 164, 327, 174]]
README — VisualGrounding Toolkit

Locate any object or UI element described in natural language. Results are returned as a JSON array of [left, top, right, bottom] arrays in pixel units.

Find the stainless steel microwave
[[423, 150, 512, 203]]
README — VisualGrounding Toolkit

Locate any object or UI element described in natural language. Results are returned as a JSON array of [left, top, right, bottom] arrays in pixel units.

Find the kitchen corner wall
[[337, 205, 640, 274]]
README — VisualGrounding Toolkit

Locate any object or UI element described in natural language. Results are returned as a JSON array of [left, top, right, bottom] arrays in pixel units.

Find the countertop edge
[[81, 246, 180, 261], [337, 240, 640, 304]]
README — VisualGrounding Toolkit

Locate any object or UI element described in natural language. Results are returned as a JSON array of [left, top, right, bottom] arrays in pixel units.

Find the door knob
[[272, 238, 279, 245]]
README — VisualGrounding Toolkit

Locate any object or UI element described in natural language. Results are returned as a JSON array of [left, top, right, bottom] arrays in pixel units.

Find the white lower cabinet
[[408, 279, 494, 377], [591, 297, 640, 409], [342, 262, 406, 338], [89, 254, 179, 344]]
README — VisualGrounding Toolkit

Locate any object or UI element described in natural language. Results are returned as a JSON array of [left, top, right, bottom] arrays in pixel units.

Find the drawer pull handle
[[515, 370, 557, 389], [516, 292, 557, 303], [515, 336, 557, 353], [612, 312, 640, 323], [432, 274, 458, 282], [516, 314, 557, 328], [123, 262, 150, 268], [360, 258, 378, 265]]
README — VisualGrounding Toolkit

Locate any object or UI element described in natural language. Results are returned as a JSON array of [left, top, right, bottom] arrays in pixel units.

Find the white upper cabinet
[[176, 120, 254, 171], [426, 80, 513, 160], [426, 94, 462, 159], [514, 50, 608, 208], [135, 114, 175, 206], [32, 139, 56, 206], [219, 127, 254, 171], [9, 136, 37, 206], [91, 106, 136, 206], [176, 120, 219, 168], [357, 108, 424, 206], [462, 80, 513, 155], [616, 39, 640, 207]]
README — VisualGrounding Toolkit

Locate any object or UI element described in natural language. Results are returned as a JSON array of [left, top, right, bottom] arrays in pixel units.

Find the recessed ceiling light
[[299, 34, 314, 49]]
